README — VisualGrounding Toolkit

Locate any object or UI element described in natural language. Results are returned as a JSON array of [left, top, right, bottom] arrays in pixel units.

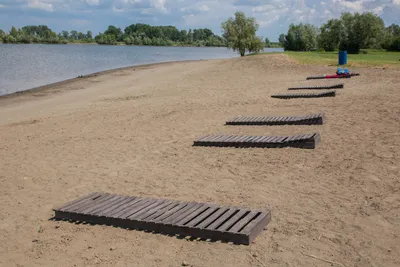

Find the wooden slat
[[206, 208, 238, 230], [218, 210, 249, 231], [271, 90, 336, 99], [53, 193, 271, 245], [196, 207, 229, 228], [56, 192, 102, 211], [193, 133, 320, 149], [225, 113, 324, 126]]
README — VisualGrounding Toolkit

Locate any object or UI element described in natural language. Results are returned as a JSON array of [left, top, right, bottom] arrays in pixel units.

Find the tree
[[61, 30, 69, 39], [0, 29, 5, 40], [10, 26, 19, 38], [339, 12, 384, 53], [265, 37, 271, 47], [70, 30, 78, 40], [221, 11, 264, 56], [77, 32, 85, 40], [105, 25, 123, 41], [279, 34, 285, 46], [86, 31, 92, 40], [318, 19, 342, 51], [284, 23, 318, 51]]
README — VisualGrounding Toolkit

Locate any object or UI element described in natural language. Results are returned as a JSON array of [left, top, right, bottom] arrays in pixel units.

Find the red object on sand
[[324, 74, 351, 79]]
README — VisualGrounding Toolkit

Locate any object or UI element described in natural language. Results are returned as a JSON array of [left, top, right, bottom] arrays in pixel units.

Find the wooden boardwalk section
[[226, 113, 324, 126], [288, 84, 343, 90], [194, 133, 320, 149], [306, 75, 351, 80], [53, 192, 271, 245], [271, 91, 336, 99]]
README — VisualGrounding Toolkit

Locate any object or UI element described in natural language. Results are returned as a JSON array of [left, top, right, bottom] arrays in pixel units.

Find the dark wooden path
[[194, 133, 320, 149], [53, 192, 271, 245], [306, 75, 351, 80], [226, 113, 324, 126], [288, 84, 343, 90], [271, 91, 336, 99]]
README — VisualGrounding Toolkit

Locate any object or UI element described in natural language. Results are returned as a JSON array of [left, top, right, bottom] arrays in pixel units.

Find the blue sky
[[0, 0, 399, 41]]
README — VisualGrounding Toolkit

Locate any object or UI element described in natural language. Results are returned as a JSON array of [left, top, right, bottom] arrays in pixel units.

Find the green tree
[[104, 25, 123, 41], [0, 29, 5, 40], [279, 33, 285, 46], [339, 12, 384, 53], [70, 30, 78, 40], [318, 19, 342, 51], [10, 26, 19, 38], [221, 11, 264, 56], [284, 23, 318, 51], [86, 30, 93, 40], [265, 37, 271, 47], [61, 30, 69, 39]]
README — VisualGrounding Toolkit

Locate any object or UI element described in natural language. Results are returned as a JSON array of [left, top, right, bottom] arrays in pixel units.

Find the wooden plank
[[152, 202, 193, 222], [228, 211, 259, 233], [82, 194, 124, 215], [68, 193, 110, 213], [95, 195, 134, 216], [108, 197, 145, 217], [76, 194, 117, 214], [144, 202, 180, 221], [184, 206, 220, 227], [174, 205, 210, 226], [128, 199, 166, 219], [206, 208, 238, 230], [53, 193, 271, 245], [196, 207, 229, 228], [55, 192, 103, 211], [218, 210, 249, 231], [162, 203, 205, 224], [135, 200, 174, 220], [119, 198, 159, 219]]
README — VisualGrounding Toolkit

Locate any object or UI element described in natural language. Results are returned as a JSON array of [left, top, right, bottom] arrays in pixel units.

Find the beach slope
[[0, 54, 399, 267]]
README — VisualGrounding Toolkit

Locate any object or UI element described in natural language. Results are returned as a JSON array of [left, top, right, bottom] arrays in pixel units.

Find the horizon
[[0, 0, 399, 41]]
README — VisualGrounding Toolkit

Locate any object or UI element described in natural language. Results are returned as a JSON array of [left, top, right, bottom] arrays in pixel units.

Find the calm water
[[0, 44, 283, 96]]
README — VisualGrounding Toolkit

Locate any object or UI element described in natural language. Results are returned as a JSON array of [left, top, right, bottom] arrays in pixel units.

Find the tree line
[[279, 12, 400, 53], [0, 24, 226, 47]]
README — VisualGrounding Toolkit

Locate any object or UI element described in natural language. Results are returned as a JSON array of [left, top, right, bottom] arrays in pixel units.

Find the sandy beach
[[0, 54, 399, 267]]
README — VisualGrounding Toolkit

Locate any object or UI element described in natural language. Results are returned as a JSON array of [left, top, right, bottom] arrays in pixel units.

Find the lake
[[0, 44, 283, 96]]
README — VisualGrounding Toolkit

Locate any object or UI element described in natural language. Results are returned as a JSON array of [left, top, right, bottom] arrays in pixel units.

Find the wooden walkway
[[194, 133, 320, 149], [53, 192, 271, 245], [271, 91, 336, 99], [306, 75, 351, 80], [226, 113, 324, 126], [288, 84, 343, 90]]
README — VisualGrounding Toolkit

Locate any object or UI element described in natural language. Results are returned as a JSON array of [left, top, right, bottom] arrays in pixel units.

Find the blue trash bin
[[338, 51, 347, 65]]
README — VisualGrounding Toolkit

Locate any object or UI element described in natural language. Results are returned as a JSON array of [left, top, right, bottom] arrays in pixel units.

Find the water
[[0, 44, 283, 96]]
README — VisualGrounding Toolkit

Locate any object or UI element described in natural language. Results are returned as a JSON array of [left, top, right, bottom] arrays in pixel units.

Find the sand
[[0, 54, 399, 267]]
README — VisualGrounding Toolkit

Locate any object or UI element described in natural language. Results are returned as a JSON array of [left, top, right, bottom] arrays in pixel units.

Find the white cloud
[[0, 4, 5, 8], [85, 0, 100, 6], [252, 4, 275, 13], [150, 0, 168, 13], [198, 4, 209, 11], [393, 0, 400, 5], [26, 0, 54, 12]]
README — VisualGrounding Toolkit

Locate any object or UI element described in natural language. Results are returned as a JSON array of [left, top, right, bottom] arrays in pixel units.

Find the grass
[[252, 50, 400, 67], [285, 50, 400, 67]]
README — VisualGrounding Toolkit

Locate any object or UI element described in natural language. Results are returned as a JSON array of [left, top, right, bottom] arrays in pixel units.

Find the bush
[[388, 37, 400, 51]]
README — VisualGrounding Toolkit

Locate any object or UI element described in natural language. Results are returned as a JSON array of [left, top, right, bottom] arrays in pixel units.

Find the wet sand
[[0, 54, 399, 267]]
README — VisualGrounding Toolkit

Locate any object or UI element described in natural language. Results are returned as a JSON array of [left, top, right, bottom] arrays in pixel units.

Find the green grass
[[284, 50, 400, 67]]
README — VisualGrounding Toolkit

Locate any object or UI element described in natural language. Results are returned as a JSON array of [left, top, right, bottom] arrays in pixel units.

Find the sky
[[0, 0, 399, 41]]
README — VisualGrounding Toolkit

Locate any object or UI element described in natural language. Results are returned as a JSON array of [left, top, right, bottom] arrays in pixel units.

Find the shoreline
[[0, 59, 210, 100]]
